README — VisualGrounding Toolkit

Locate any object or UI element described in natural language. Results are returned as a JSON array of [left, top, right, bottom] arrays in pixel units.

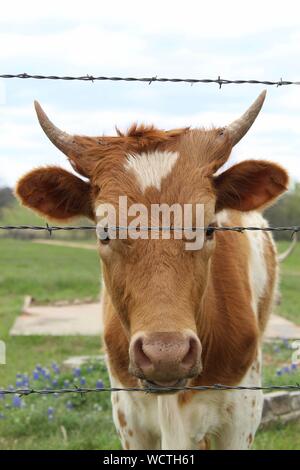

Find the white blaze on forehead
[[124, 151, 179, 192]]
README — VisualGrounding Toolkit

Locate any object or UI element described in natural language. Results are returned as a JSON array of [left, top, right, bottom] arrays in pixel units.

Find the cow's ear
[[16, 166, 94, 221], [214, 160, 289, 212]]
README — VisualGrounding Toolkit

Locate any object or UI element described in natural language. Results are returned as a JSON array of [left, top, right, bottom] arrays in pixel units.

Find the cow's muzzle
[[129, 331, 202, 388]]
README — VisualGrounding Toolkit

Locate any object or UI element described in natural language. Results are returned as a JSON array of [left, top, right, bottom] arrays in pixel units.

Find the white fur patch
[[124, 151, 179, 192], [243, 212, 268, 316], [157, 395, 188, 450]]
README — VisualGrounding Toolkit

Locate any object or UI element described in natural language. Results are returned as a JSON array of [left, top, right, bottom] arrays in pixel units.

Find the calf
[[16, 91, 288, 449]]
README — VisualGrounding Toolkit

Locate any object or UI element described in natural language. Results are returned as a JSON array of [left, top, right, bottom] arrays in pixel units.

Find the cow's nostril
[[133, 337, 152, 369], [182, 337, 200, 368]]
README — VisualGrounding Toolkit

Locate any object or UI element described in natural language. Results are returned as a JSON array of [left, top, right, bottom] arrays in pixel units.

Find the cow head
[[16, 91, 288, 390]]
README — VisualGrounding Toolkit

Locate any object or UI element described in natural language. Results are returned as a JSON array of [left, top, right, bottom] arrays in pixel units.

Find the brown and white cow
[[16, 91, 288, 450]]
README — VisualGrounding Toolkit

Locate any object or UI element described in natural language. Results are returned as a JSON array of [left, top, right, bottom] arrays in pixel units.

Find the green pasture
[[0, 237, 299, 449]]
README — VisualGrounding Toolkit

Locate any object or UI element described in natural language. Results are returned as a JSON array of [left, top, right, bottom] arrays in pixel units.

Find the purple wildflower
[[73, 368, 81, 378], [52, 363, 60, 374], [66, 400, 73, 410], [33, 370, 39, 380], [96, 379, 104, 390], [47, 407, 55, 420], [80, 377, 86, 386], [22, 378, 29, 388], [276, 368, 282, 376], [12, 395, 22, 408]]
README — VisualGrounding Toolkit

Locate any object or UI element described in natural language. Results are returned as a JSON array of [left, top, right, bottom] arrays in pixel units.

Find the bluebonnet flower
[[16, 379, 23, 387], [33, 370, 40, 380], [51, 363, 60, 374], [52, 378, 59, 387], [22, 378, 30, 388], [283, 366, 290, 374], [73, 367, 81, 378], [276, 368, 283, 376], [80, 377, 86, 386], [87, 365, 94, 373], [64, 379, 70, 387], [66, 400, 73, 410], [291, 363, 298, 371], [96, 379, 104, 389], [41, 368, 49, 378], [12, 395, 22, 408], [47, 406, 55, 420]]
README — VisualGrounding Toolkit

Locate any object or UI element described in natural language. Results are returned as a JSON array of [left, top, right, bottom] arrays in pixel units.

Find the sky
[[1, 0, 300, 187]]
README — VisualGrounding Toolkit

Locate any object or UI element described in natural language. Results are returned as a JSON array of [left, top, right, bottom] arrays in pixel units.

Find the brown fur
[[16, 167, 94, 221], [118, 409, 127, 428], [15, 123, 289, 403]]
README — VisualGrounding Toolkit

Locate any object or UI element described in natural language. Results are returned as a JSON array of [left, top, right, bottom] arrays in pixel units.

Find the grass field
[[0, 237, 299, 450]]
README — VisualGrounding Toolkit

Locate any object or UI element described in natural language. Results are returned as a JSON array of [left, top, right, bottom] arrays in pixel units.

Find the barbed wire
[[0, 224, 299, 236], [1, 384, 300, 397], [0, 73, 300, 88]]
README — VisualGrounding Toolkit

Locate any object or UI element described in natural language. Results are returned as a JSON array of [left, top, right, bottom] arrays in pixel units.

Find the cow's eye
[[206, 225, 216, 240], [97, 226, 110, 245]]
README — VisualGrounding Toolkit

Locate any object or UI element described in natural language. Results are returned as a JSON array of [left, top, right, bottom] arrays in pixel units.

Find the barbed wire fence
[[0, 224, 300, 235], [1, 73, 300, 88], [0, 72, 300, 398], [1, 384, 300, 397]]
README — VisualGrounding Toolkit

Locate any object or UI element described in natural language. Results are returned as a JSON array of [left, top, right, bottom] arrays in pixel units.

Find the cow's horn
[[226, 90, 267, 146], [34, 101, 83, 157]]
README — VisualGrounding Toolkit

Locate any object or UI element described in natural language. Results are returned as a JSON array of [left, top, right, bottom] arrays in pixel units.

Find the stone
[[267, 391, 291, 415], [290, 391, 300, 411]]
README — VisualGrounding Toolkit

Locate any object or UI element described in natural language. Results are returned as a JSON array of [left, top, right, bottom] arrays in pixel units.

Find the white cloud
[[1, 1, 300, 186], [1, 1, 300, 38]]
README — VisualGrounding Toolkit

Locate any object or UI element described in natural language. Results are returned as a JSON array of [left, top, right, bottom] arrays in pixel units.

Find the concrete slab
[[10, 300, 102, 336], [62, 355, 106, 369], [264, 314, 300, 340]]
